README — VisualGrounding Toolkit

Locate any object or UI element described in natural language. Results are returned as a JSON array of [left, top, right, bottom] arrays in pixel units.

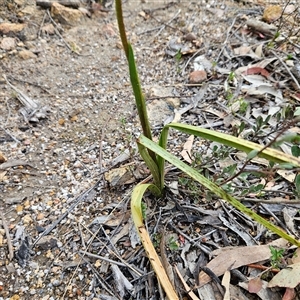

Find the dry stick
[[0, 211, 14, 260], [220, 117, 300, 186], [138, 25, 164, 35], [78, 250, 132, 268], [270, 49, 300, 90], [0, 127, 20, 143], [150, 12, 185, 35], [78, 223, 86, 250], [155, 9, 181, 37], [182, 49, 203, 74], [32, 178, 102, 247], [46, 10, 91, 56], [260, 203, 292, 235], [7, 75, 53, 95], [242, 198, 300, 204], [37, 11, 47, 38], [63, 192, 137, 298], [216, 15, 239, 63], [80, 220, 143, 276], [62, 215, 106, 299], [77, 253, 117, 298]]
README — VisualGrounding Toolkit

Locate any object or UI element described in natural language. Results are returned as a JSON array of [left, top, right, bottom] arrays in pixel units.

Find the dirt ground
[[1, 0, 299, 299]]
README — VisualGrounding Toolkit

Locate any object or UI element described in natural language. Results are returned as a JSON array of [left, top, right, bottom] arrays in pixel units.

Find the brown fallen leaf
[[268, 262, 300, 288], [283, 287, 296, 300], [181, 135, 194, 164], [248, 277, 263, 293], [198, 238, 289, 287]]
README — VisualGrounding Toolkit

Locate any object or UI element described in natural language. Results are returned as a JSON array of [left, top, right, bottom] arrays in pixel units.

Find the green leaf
[[165, 123, 300, 167], [294, 107, 300, 116], [138, 134, 300, 247], [137, 142, 162, 192], [295, 174, 300, 194], [292, 145, 300, 157], [247, 149, 259, 160]]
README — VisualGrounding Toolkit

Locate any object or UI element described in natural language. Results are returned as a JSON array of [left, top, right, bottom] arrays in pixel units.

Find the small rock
[[0, 152, 7, 163], [0, 37, 16, 50], [21, 6, 36, 15], [147, 99, 174, 125], [36, 235, 59, 250], [104, 166, 133, 187], [41, 24, 55, 35], [36, 213, 45, 221], [189, 70, 207, 83], [148, 85, 173, 98], [14, 0, 26, 5], [166, 97, 180, 109], [51, 2, 83, 25], [22, 214, 33, 224], [0, 23, 26, 35], [183, 32, 197, 41], [263, 5, 282, 23], [18, 49, 36, 59]]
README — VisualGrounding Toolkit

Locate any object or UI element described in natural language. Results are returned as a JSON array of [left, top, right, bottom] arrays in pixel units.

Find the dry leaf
[[268, 262, 300, 288], [292, 248, 300, 264], [181, 135, 194, 164], [198, 239, 289, 287], [283, 287, 296, 300], [242, 67, 270, 78], [248, 277, 263, 293], [222, 270, 231, 300]]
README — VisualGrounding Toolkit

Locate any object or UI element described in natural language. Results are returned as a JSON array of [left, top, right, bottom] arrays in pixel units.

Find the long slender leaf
[[137, 142, 162, 192], [138, 135, 300, 247], [166, 123, 300, 166], [128, 45, 153, 146], [131, 184, 178, 299], [157, 126, 170, 189]]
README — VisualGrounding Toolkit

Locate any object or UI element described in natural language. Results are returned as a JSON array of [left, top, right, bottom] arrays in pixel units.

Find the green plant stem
[[115, 0, 157, 166], [115, 0, 128, 59], [128, 45, 154, 155]]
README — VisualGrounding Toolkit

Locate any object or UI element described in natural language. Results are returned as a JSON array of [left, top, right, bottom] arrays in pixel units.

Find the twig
[[78, 223, 86, 249], [46, 10, 91, 56], [220, 117, 300, 185], [260, 203, 292, 235], [216, 15, 239, 63], [79, 250, 132, 268], [32, 179, 102, 246], [0, 211, 14, 260], [0, 127, 20, 143], [241, 198, 300, 204], [155, 9, 181, 37], [77, 253, 117, 298], [37, 11, 47, 38], [270, 49, 300, 90], [182, 49, 203, 74], [6, 75, 53, 95], [138, 25, 163, 35]]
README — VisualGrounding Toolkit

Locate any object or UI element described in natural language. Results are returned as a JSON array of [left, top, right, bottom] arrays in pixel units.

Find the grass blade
[[131, 183, 179, 299], [166, 123, 300, 166], [138, 135, 300, 247]]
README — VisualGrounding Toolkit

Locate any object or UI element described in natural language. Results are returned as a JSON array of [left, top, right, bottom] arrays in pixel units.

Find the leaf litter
[[0, 0, 300, 299]]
